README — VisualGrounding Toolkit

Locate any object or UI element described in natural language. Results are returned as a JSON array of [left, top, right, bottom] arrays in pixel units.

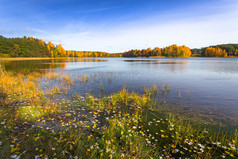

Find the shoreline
[[1, 56, 238, 61], [0, 57, 74, 61]]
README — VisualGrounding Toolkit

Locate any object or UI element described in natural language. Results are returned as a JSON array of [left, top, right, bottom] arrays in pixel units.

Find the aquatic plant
[[0, 67, 237, 158], [99, 83, 104, 92]]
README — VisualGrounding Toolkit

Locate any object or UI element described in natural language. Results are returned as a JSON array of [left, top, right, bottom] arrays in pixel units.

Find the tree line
[[66, 50, 122, 57], [123, 45, 191, 57], [1, 35, 238, 58], [0, 36, 65, 57], [123, 44, 238, 57], [0, 36, 121, 57], [191, 44, 238, 57]]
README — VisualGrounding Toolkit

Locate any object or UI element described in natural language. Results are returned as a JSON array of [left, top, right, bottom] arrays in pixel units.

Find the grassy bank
[[0, 67, 238, 158]]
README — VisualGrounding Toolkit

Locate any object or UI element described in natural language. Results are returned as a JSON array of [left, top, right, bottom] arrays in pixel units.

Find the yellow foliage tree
[[29, 37, 34, 41], [47, 42, 54, 57], [162, 45, 191, 57], [39, 39, 45, 46], [204, 47, 227, 57]]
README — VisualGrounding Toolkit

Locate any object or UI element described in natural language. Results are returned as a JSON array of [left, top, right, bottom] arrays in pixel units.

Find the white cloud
[[42, 1, 238, 53], [25, 28, 47, 34]]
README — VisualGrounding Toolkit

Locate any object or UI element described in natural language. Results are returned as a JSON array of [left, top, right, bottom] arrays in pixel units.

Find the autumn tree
[[47, 42, 54, 57], [29, 37, 34, 41], [204, 47, 227, 57], [152, 47, 161, 56], [123, 45, 191, 57], [39, 39, 45, 46], [234, 49, 238, 56], [59, 44, 66, 56]]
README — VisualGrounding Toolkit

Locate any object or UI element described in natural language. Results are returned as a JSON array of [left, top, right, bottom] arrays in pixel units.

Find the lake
[[2, 57, 238, 131]]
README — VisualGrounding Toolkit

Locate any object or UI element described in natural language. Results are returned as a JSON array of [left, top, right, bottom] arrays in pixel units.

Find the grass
[[0, 67, 238, 158], [162, 82, 170, 94]]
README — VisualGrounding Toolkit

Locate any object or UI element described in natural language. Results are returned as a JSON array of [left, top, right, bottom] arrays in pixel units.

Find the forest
[[1, 35, 238, 58], [191, 44, 238, 57], [123, 44, 238, 57], [66, 50, 122, 57], [0, 36, 116, 57], [123, 44, 191, 57]]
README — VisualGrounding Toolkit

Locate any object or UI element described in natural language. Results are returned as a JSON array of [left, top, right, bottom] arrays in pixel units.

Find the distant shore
[[0, 57, 71, 61], [1, 56, 238, 61]]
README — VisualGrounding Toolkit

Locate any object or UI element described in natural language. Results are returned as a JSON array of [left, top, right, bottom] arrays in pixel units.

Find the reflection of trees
[[48, 63, 66, 69], [49, 59, 66, 69], [69, 58, 107, 63], [124, 59, 190, 72], [153, 61, 190, 72], [124, 60, 153, 63], [1, 61, 47, 75], [2, 59, 67, 74], [166, 61, 190, 72], [2, 58, 108, 74]]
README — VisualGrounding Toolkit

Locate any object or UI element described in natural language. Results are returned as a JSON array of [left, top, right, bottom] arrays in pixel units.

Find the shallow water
[[2, 57, 238, 130]]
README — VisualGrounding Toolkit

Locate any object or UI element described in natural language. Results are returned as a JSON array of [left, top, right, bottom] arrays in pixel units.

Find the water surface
[[2, 57, 238, 130]]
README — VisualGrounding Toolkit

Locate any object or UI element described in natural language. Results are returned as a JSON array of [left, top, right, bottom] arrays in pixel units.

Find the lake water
[[2, 57, 238, 131]]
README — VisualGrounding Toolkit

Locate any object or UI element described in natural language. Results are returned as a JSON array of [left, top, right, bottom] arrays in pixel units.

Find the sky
[[0, 0, 238, 53]]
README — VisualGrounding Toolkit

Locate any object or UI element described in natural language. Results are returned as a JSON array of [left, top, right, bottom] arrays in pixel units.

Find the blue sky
[[0, 0, 238, 52]]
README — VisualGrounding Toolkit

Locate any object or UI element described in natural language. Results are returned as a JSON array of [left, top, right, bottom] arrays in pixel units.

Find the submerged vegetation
[[0, 66, 238, 158]]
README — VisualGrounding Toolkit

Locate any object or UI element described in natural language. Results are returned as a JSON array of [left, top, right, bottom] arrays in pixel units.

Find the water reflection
[[0, 58, 108, 73], [1, 60, 67, 73], [66, 58, 107, 63], [124, 59, 190, 72], [1, 57, 238, 131], [166, 62, 190, 72]]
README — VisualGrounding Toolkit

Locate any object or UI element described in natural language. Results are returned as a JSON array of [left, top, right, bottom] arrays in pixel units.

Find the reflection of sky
[[51, 57, 238, 109], [3, 57, 238, 130], [3, 57, 238, 109], [65, 62, 107, 70], [89, 58, 238, 107]]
